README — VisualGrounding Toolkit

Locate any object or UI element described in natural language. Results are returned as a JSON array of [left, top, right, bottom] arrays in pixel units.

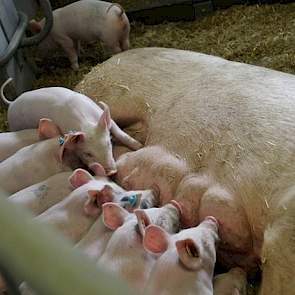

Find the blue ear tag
[[128, 194, 137, 207], [120, 194, 137, 208], [58, 136, 65, 146]]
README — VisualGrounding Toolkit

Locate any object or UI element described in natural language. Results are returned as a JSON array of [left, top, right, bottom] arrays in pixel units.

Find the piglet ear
[[143, 225, 169, 254], [102, 202, 129, 230], [38, 118, 62, 139], [58, 132, 86, 162], [97, 103, 111, 130], [89, 162, 106, 177], [134, 208, 151, 236], [68, 169, 94, 189], [84, 185, 114, 217], [29, 20, 42, 33], [175, 238, 202, 271]]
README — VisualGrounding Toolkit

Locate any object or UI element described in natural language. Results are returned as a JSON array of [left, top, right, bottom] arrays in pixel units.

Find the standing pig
[[213, 267, 247, 295], [0, 118, 61, 162], [75, 47, 295, 294], [115, 145, 190, 205], [143, 217, 219, 295], [29, 0, 130, 70], [1, 83, 142, 174]]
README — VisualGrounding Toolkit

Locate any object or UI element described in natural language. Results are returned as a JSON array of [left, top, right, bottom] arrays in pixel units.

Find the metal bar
[[21, 0, 53, 47], [0, 12, 27, 67], [0, 189, 135, 295]]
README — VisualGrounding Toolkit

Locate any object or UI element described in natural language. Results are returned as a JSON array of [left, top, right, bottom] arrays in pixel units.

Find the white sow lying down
[[76, 47, 295, 295]]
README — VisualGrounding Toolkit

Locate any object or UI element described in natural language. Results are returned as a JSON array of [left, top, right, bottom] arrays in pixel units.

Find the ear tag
[[58, 136, 65, 146], [120, 194, 137, 208]]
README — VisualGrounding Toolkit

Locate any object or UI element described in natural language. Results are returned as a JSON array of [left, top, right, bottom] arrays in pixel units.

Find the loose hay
[[0, 3, 294, 131]]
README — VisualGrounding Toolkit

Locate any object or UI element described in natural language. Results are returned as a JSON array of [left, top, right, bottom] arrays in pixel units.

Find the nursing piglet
[[0, 122, 85, 194], [75, 189, 156, 260], [0, 118, 61, 162], [29, 0, 130, 70], [213, 268, 247, 295], [115, 145, 190, 205], [3, 86, 142, 173], [35, 168, 143, 243], [8, 171, 73, 215], [143, 217, 219, 295], [96, 203, 158, 290]]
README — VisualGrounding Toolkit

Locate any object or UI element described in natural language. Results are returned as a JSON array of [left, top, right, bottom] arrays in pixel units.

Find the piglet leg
[[98, 101, 143, 150]]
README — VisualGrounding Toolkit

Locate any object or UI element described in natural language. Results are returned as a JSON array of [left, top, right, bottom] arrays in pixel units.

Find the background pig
[[29, 0, 130, 70], [143, 217, 219, 295], [97, 203, 157, 290], [0, 118, 61, 162], [75, 47, 295, 293], [8, 172, 73, 215], [115, 145, 190, 205], [1, 85, 142, 174], [213, 268, 247, 295]]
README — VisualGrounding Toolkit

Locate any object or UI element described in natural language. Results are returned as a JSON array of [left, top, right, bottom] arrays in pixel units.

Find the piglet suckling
[[29, 0, 130, 70], [2, 85, 142, 174], [143, 217, 219, 295], [115, 145, 190, 205], [96, 202, 158, 290], [0, 121, 85, 194], [0, 118, 61, 162], [173, 173, 254, 270], [75, 189, 156, 260], [213, 267, 247, 295], [8, 171, 73, 215]]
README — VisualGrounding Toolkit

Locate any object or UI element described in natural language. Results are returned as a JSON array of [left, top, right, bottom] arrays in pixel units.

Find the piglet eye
[[85, 152, 93, 157]]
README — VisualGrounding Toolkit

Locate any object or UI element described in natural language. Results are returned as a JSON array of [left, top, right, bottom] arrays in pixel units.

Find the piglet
[[8, 171, 73, 215], [115, 145, 190, 205], [143, 217, 219, 295], [0, 118, 61, 162], [0, 121, 86, 194], [29, 0, 130, 70], [2, 85, 142, 174], [75, 189, 156, 260], [213, 268, 247, 295], [96, 203, 157, 290], [35, 168, 143, 243]]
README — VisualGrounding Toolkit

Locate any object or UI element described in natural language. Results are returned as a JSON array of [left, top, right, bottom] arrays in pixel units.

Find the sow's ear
[[102, 202, 129, 230], [143, 224, 169, 254], [38, 118, 62, 139], [68, 169, 94, 189], [84, 185, 114, 217]]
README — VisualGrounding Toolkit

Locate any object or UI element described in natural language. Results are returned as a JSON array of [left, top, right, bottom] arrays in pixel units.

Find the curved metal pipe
[[0, 12, 28, 67], [21, 0, 53, 47]]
